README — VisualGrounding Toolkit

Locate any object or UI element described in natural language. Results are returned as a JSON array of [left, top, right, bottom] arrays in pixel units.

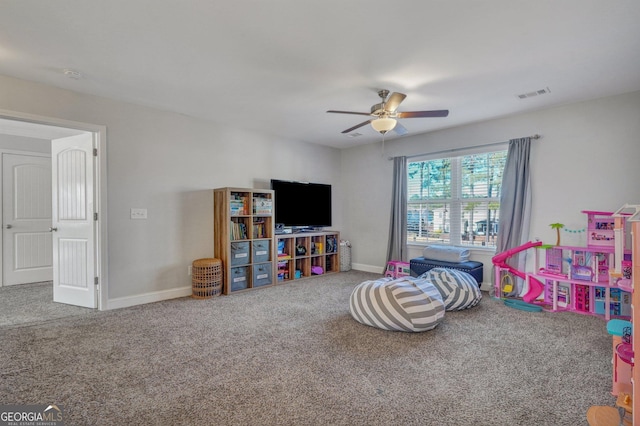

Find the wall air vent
[[517, 87, 551, 99]]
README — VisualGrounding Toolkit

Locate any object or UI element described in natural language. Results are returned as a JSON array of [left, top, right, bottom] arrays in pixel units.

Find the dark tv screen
[[271, 179, 332, 228]]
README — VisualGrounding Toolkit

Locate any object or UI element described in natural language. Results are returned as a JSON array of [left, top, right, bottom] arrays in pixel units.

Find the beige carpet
[[0, 271, 615, 425], [0, 281, 94, 327]]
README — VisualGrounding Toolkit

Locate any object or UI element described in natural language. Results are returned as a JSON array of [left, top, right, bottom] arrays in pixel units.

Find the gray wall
[[0, 74, 342, 304], [341, 90, 640, 287], [2, 71, 639, 302]]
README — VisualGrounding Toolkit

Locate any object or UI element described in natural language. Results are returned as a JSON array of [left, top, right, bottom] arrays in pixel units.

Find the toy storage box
[[410, 257, 483, 285]]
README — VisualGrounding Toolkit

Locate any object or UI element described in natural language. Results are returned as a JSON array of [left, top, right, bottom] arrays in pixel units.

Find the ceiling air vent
[[346, 132, 362, 138], [517, 87, 551, 99]]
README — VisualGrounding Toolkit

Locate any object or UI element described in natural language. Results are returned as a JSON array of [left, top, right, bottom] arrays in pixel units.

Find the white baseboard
[[480, 282, 493, 291], [479, 282, 493, 292], [104, 271, 491, 310], [106, 286, 192, 310], [351, 263, 384, 274]]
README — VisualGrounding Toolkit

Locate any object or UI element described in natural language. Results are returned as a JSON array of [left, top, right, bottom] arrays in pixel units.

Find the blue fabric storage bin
[[252, 240, 271, 263], [230, 241, 250, 266], [252, 263, 272, 287], [230, 266, 249, 291]]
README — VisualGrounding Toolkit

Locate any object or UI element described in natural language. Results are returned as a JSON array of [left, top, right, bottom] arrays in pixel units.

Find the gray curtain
[[495, 137, 532, 296], [387, 156, 408, 262]]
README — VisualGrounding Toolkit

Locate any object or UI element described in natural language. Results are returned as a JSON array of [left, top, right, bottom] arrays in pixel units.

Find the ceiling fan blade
[[393, 122, 409, 136], [341, 119, 372, 134], [384, 92, 407, 113], [327, 110, 372, 116], [396, 110, 449, 118]]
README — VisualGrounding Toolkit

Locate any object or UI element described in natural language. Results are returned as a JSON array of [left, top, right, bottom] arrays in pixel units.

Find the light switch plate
[[131, 208, 147, 219]]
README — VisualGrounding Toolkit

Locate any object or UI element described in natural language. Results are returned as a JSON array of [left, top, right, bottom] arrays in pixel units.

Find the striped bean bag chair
[[349, 276, 445, 332], [420, 267, 482, 311]]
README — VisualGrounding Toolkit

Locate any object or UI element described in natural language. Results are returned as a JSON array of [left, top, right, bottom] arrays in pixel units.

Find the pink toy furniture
[[583, 210, 616, 247], [574, 284, 590, 312], [385, 261, 411, 279]]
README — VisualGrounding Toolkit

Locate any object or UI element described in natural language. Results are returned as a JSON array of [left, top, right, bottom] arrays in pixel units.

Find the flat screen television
[[271, 179, 332, 229]]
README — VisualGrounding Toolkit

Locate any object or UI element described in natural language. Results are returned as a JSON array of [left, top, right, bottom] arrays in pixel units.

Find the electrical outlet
[[130, 208, 147, 219], [188, 265, 192, 276]]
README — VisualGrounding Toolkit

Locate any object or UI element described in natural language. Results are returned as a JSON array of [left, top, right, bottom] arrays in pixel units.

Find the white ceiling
[[1, 1, 639, 148]]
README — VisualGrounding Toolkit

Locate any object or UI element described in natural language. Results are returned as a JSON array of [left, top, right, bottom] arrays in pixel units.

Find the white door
[[2, 154, 53, 285], [52, 133, 96, 308]]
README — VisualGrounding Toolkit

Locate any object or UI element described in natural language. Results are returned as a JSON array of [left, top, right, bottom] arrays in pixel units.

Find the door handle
[[49, 227, 58, 232], [5, 224, 12, 229]]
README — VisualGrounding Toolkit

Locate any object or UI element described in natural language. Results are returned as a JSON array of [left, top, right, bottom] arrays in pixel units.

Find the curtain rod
[[390, 134, 541, 160]]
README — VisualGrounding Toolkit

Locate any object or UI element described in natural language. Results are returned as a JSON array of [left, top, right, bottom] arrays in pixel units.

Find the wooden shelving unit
[[214, 187, 275, 294], [276, 231, 340, 283]]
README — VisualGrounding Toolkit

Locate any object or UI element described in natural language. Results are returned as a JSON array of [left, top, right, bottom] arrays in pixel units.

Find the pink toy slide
[[492, 241, 544, 303]]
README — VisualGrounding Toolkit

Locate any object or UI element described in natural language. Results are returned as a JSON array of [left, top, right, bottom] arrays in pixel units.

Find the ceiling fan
[[327, 89, 449, 135]]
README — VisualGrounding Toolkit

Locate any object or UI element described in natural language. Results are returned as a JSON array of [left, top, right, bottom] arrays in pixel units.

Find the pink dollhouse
[[493, 208, 633, 319], [533, 210, 632, 318]]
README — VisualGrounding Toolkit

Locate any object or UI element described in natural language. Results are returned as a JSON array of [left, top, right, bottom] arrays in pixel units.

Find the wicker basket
[[339, 241, 351, 272], [192, 258, 223, 299]]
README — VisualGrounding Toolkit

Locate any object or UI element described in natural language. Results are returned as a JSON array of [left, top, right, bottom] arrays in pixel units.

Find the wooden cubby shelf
[[214, 187, 276, 294], [276, 231, 340, 282], [214, 187, 341, 294]]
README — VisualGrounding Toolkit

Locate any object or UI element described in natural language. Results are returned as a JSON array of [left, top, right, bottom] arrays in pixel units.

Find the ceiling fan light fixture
[[327, 90, 449, 136], [371, 117, 397, 134]]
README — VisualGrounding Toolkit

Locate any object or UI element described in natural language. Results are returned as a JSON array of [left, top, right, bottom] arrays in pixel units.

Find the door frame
[[0, 109, 108, 311]]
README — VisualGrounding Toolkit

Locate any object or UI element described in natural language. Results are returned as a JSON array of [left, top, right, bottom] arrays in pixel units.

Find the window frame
[[406, 145, 507, 249]]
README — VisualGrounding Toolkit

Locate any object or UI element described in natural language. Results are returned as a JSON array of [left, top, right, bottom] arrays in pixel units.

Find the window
[[407, 149, 507, 248]]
